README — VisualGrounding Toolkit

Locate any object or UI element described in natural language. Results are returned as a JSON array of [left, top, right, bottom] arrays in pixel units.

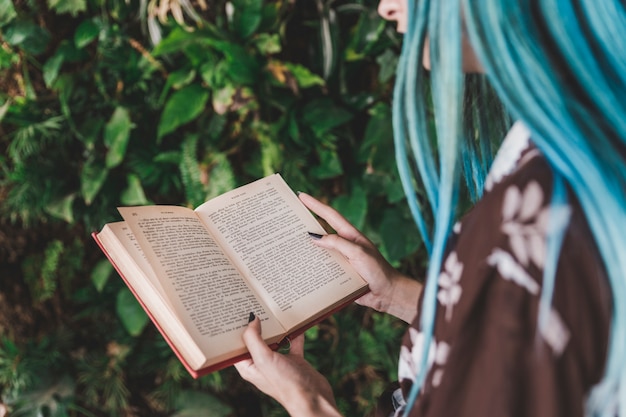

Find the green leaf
[[376, 49, 399, 83], [287, 112, 301, 144], [104, 107, 133, 168], [0, 0, 17, 27], [0, 45, 17, 70], [81, 156, 109, 205], [3, 374, 75, 417], [77, 118, 103, 149], [304, 325, 319, 341], [3, 20, 51, 55], [158, 68, 196, 105], [196, 39, 259, 85], [153, 150, 181, 164], [74, 19, 100, 48], [254, 33, 281, 55], [230, 0, 263, 39], [0, 100, 10, 122], [200, 59, 221, 88], [206, 112, 227, 141], [185, 38, 260, 85], [43, 41, 86, 88], [386, 176, 407, 203], [317, 3, 339, 79], [172, 390, 232, 417], [91, 259, 113, 292], [158, 84, 209, 140], [153, 26, 219, 57], [358, 102, 393, 165], [332, 186, 368, 230], [345, 7, 384, 58], [284, 63, 324, 88], [259, 129, 282, 177], [222, 44, 260, 85], [211, 84, 236, 115], [121, 174, 150, 206], [43, 52, 65, 88], [379, 207, 420, 263], [46, 194, 75, 223], [47, 0, 86, 16], [116, 288, 149, 337], [302, 99, 353, 137], [310, 147, 343, 179], [204, 153, 236, 200]]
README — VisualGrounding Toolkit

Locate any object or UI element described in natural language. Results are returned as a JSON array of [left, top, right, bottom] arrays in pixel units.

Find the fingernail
[[248, 312, 255, 323], [308, 232, 323, 240]]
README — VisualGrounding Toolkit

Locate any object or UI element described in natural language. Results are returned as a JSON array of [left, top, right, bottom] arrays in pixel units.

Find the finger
[[242, 317, 273, 366], [354, 292, 377, 306], [298, 193, 363, 242], [313, 233, 373, 263], [233, 355, 265, 385], [233, 358, 254, 376], [288, 333, 305, 357]]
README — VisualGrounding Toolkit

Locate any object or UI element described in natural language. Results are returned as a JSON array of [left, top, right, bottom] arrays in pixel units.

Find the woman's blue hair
[[395, 0, 626, 415]]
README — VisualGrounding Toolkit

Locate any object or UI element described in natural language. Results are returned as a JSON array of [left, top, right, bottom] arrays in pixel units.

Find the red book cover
[[91, 231, 367, 378]]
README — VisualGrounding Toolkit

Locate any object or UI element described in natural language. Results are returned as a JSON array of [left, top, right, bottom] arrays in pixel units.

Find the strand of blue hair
[[394, 0, 626, 416], [464, 0, 626, 415]]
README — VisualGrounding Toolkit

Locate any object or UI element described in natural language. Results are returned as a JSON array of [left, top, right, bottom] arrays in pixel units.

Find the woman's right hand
[[298, 192, 422, 324]]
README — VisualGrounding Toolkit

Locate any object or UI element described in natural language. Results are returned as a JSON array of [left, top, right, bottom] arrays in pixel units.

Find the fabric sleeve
[[405, 156, 611, 417]]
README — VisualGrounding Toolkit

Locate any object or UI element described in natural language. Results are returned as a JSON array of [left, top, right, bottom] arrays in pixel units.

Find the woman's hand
[[298, 192, 422, 323], [234, 317, 342, 417]]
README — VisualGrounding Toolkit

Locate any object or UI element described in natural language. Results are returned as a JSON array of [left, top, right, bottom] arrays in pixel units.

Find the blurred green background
[[0, 0, 427, 415]]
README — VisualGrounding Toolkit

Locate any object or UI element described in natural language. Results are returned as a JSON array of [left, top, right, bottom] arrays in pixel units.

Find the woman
[[235, 0, 626, 416]]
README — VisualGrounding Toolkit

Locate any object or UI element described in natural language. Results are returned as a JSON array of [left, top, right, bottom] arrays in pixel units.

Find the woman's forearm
[[284, 392, 343, 417], [384, 274, 423, 324]]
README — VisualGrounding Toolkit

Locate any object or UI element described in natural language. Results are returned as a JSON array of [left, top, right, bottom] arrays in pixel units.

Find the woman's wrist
[[383, 273, 423, 323], [283, 390, 342, 417]]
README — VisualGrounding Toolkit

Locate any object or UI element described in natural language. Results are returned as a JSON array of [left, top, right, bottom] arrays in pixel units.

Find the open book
[[92, 173, 368, 378]]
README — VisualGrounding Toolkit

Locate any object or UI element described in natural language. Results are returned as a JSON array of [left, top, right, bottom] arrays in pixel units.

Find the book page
[[96, 222, 206, 370], [107, 222, 171, 308], [195, 174, 367, 331], [117, 206, 285, 360]]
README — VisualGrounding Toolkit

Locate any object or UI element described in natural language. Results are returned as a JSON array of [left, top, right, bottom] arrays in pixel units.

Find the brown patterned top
[[387, 123, 612, 417]]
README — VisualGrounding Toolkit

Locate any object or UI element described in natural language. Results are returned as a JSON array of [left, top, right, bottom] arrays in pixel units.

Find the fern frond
[[77, 352, 131, 413], [7, 116, 64, 163], [0, 338, 33, 398], [0, 336, 65, 400], [102, 366, 130, 412], [179, 134, 205, 207], [203, 152, 235, 201], [22, 240, 63, 304]]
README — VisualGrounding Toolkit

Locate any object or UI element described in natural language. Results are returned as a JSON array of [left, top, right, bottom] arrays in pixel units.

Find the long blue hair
[[394, 0, 626, 415]]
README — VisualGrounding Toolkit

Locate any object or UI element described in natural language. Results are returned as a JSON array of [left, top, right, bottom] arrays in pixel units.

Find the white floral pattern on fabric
[[490, 180, 572, 356], [501, 181, 550, 268], [486, 249, 540, 295], [437, 252, 464, 321], [396, 123, 581, 404], [398, 328, 450, 386]]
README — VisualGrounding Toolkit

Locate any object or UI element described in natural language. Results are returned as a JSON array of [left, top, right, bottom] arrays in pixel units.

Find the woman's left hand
[[234, 317, 342, 417]]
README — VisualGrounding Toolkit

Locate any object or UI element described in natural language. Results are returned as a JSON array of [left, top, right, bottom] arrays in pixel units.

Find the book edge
[[92, 231, 206, 378], [91, 230, 287, 379]]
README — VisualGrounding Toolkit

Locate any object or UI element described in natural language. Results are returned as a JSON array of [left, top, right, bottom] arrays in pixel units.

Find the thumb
[[288, 333, 305, 357], [242, 314, 273, 366]]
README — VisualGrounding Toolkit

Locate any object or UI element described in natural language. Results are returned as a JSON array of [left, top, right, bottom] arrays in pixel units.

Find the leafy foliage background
[[0, 0, 426, 415]]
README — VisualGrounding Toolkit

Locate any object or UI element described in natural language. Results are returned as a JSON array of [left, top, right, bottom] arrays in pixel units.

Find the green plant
[[0, 0, 423, 415]]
